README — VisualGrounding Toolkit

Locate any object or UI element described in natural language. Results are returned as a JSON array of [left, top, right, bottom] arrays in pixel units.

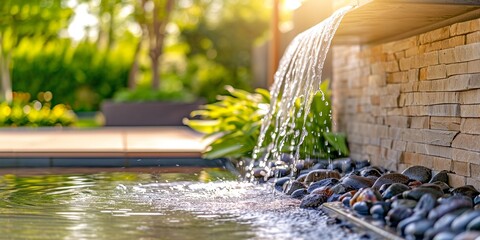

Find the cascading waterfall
[[249, 6, 353, 180]]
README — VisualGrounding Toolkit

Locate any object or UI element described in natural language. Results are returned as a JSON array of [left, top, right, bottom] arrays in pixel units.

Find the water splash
[[250, 6, 353, 180]]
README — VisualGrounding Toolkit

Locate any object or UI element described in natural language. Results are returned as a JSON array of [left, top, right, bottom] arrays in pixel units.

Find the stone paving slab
[[0, 127, 207, 158]]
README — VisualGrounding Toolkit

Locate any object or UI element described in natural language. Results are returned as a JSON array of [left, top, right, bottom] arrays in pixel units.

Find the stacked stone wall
[[332, 18, 480, 188]]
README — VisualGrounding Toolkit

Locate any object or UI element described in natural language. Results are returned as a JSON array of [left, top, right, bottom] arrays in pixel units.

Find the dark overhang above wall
[[333, 0, 480, 44]]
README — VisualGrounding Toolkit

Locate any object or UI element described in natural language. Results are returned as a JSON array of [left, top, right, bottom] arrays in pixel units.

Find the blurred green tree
[[0, 0, 73, 103], [75, 0, 131, 49], [133, 0, 175, 90], [173, 0, 270, 101]]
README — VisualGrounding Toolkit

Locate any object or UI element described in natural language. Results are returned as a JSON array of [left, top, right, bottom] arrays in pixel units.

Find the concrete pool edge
[[0, 127, 209, 159], [0, 157, 233, 169]]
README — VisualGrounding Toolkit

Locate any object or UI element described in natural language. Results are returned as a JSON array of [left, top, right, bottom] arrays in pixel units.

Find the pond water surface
[[0, 168, 363, 239]]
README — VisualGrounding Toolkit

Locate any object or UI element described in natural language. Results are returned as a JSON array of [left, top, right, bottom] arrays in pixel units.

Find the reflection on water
[[0, 168, 359, 239]]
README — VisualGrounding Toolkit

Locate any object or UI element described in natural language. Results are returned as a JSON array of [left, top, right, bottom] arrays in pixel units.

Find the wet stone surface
[[255, 157, 480, 240]]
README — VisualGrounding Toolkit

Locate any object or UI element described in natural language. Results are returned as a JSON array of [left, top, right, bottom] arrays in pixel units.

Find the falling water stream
[[0, 5, 366, 240], [250, 6, 353, 178]]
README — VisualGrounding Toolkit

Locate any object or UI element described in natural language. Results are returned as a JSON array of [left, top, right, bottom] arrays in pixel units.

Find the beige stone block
[[375, 125, 389, 138], [389, 127, 403, 139], [386, 116, 410, 127], [403, 93, 414, 106], [371, 62, 386, 75], [452, 134, 480, 152], [380, 146, 388, 159], [466, 178, 480, 190], [387, 84, 402, 95], [398, 164, 409, 172], [385, 160, 398, 172], [387, 53, 396, 61], [418, 45, 427, 55], [368, 75, 386, 86], [460, 89, 480, 104], [430, 117, 461, 131], [422, 129, 458, 146], [454, 43, 480, 62], [393, 140, 407, 151], [467, 73, 480, 88], [439, 48, 455, 64], [401, 82, 419, 92], [453, 161, 470, 177], [472, 19, 480, 32], [391, 36, 417, 52], [461, 118, 480, 134], [426, 41, 442, 52], [372, 106, 387, 117], [450, 22, 458, 36], [347, 135, 364, 145], [395, 51, 405, 60], [427, 64, 447, 80], [370, 137, 381, 146], [387, 152, 402, 170], [419, 67, 428, 81], [452, 148, 480, 164], [380, 138, 393, 148], [409, 92, 459, 106], [461, 105, 480, 117], [403, 128, 457, 146], [380, 95, 399, 107], [404, 106, 428, 116], [387, 72, 408, 84], [428, 104, 460, 117], [417, 153, 434, 168], [467, 31, 480, 44], [411, 117, 430, 129], [367, 86, 386, 96], [370, 95, 381, 105], [451, 19, 480, 36], [446, 62, 468, 76], [407, 69, 419, 82], [402, 152, 416, 165], [415, 51, 439, 68], [468, 60, 480, 73], [387, 148, 400, 160], [406, 142, 429, 155], [433, 156, 452, 171], [398, 93, 407, 106], [448, 173, 466, 188], [375, 116, 384, 125], [441, 35, 465, 49], [418, 75, 471, 92], [426, 144, 453, 159], [403, 128, 424, 143], [365, 145, 381, 156], [385, 60, 400, 72], [452, 148, 480, 163], [420, 27, 450, 44], [406, 46, 418, 58], [470, 163, 480, 179], [399, 57, 413, 71]]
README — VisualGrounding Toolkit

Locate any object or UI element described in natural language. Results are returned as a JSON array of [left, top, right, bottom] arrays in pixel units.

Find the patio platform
[[0, 127, 221, 168]]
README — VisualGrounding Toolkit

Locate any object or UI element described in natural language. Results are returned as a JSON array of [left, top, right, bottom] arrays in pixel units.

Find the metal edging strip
[[322, 202, 404, 240]]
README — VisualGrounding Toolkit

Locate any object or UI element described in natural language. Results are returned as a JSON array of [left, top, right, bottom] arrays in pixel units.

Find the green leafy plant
[[0, 92, 76, 127], [13, 39, 133, 112], [184, 80, 349, 161], [184, 86, 270, 159]]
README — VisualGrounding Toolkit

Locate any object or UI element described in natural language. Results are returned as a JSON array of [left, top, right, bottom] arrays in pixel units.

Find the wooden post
[[268, 0, 280, 87]]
